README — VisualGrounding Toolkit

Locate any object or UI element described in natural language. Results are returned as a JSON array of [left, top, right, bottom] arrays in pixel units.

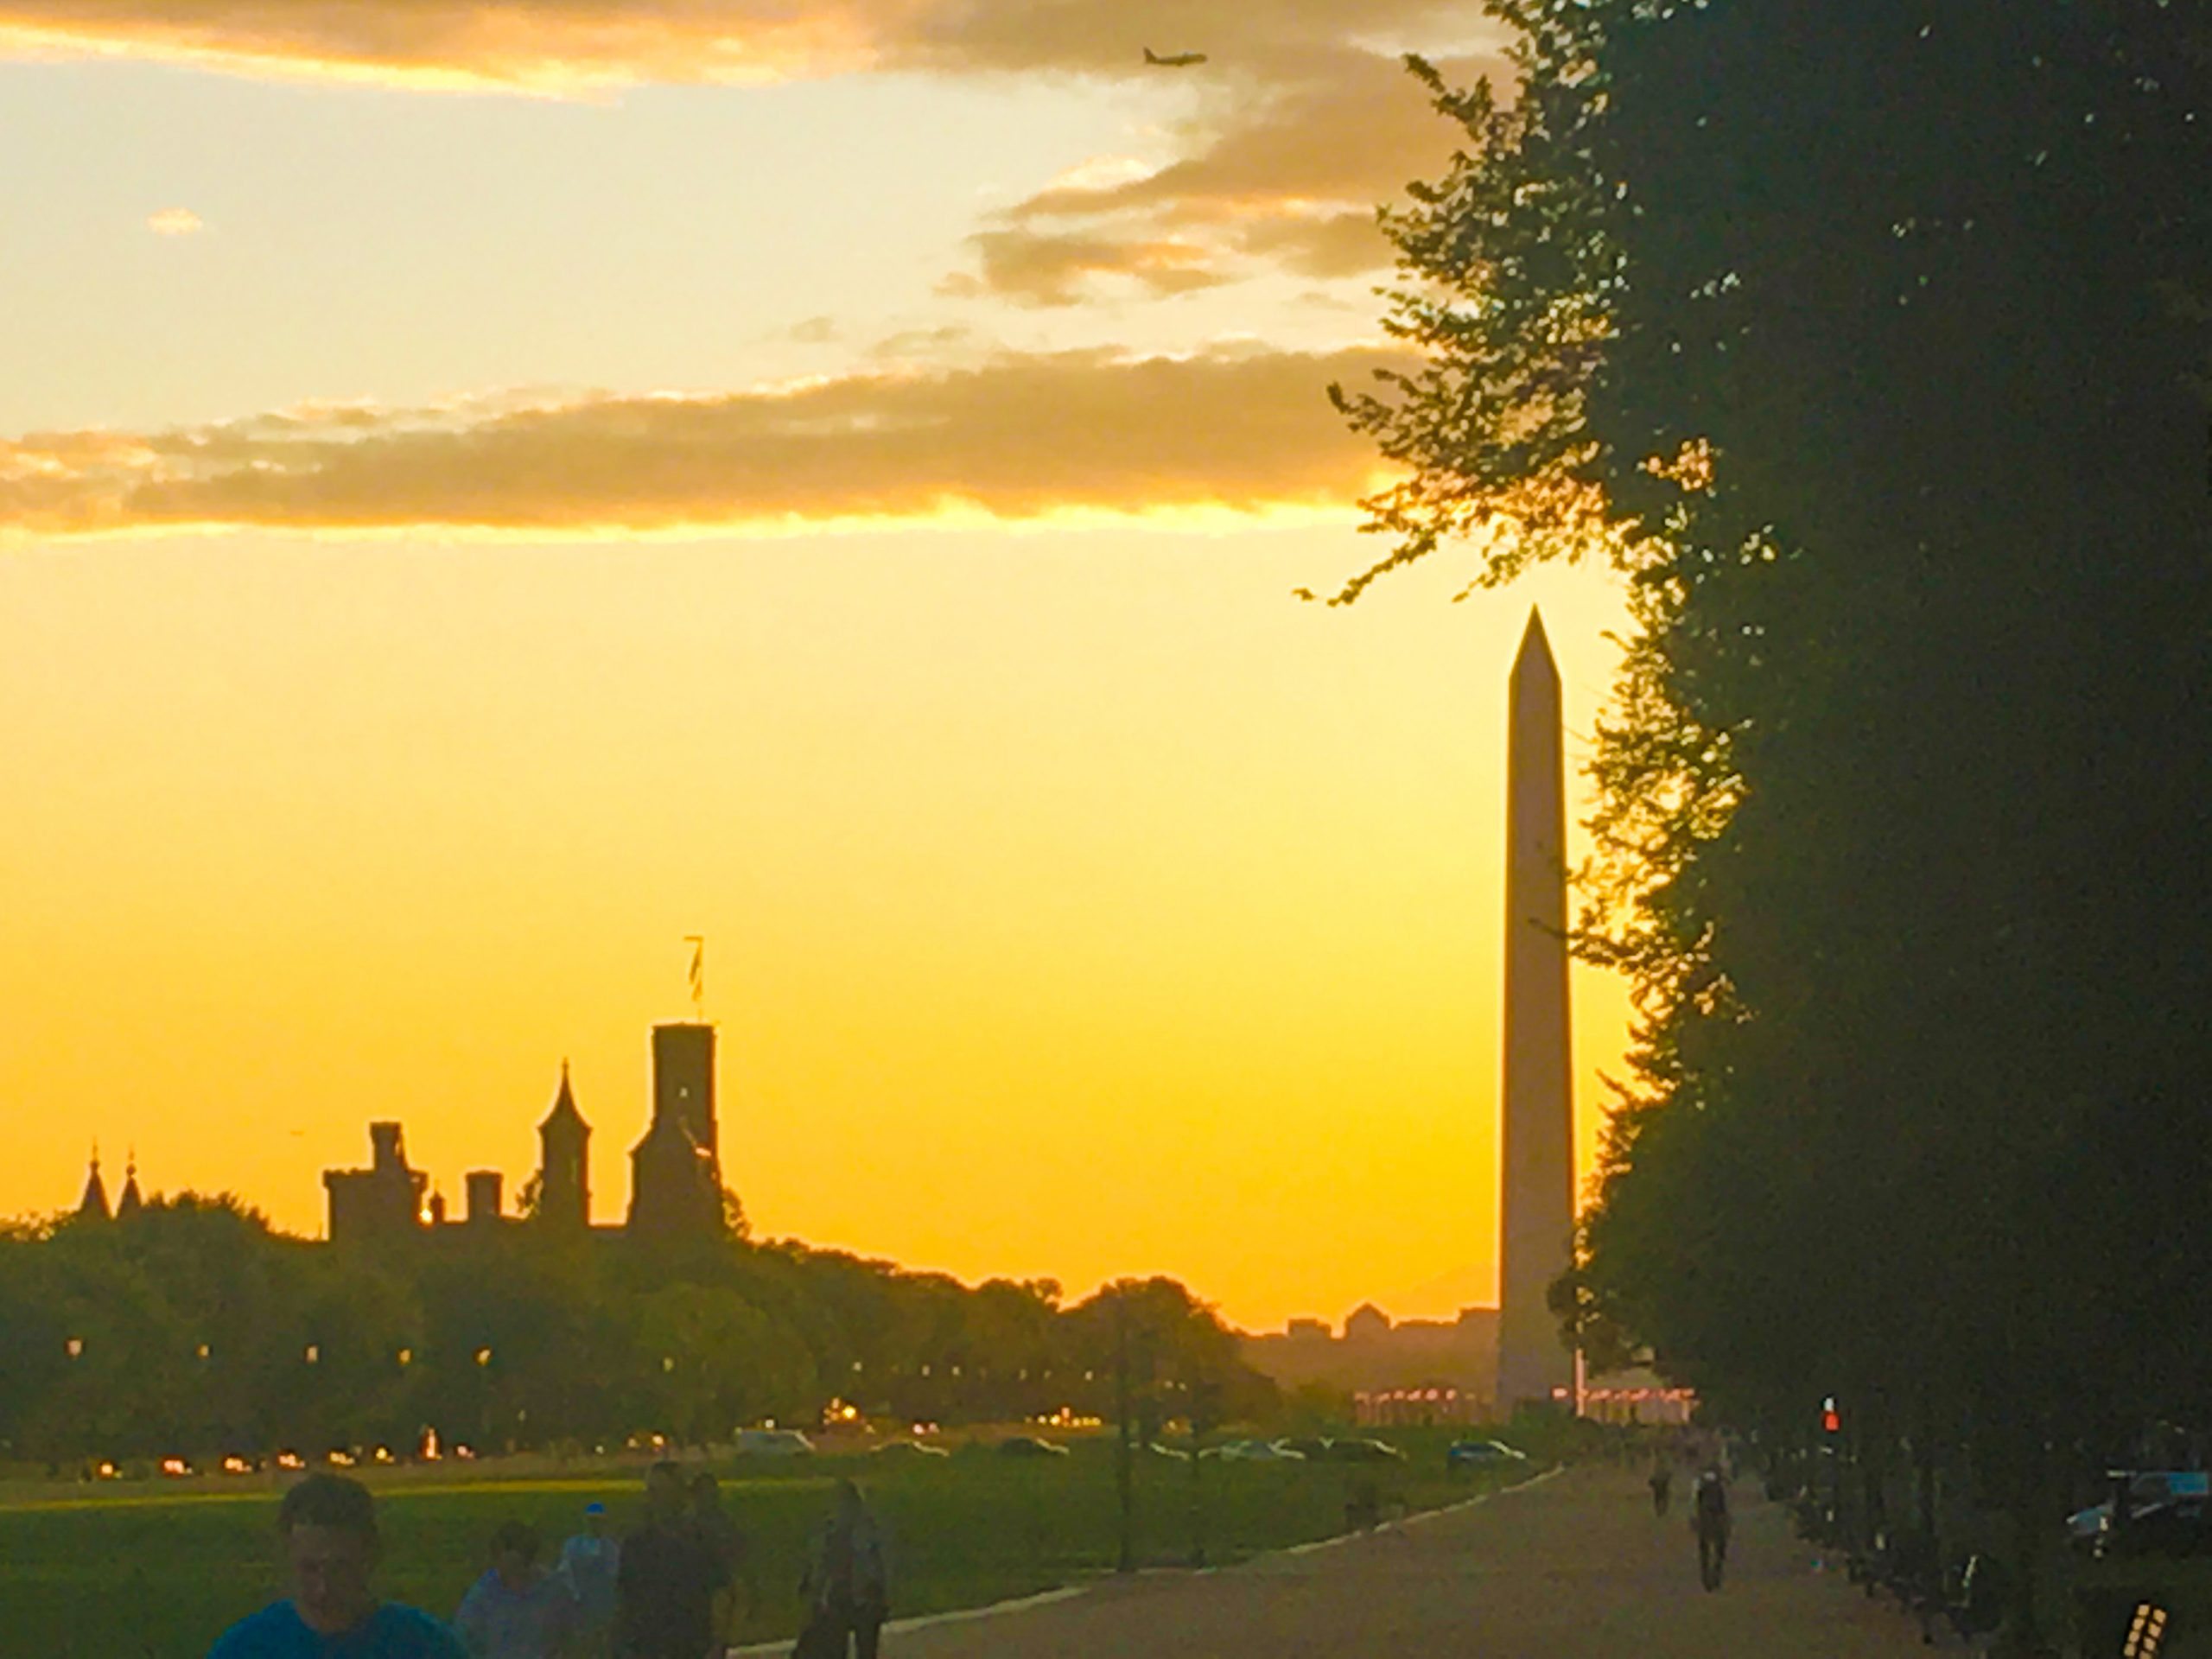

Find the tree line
[[0, 1194, 1272, 1471], [1333, 0, 2211, 1630]]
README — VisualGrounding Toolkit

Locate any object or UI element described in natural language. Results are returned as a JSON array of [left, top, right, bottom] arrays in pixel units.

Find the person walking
[[207, 1473, 467, 1658], [557, 1504, 621, 1656], [1692, 1465, 1732, 1591], [689, 1472, 750, 1649], [1648, 1460, 1673, 1518], [454, 1521, 581, 1659], [613, 1463, 729, 1659], [798, 1481, 888, 1659]]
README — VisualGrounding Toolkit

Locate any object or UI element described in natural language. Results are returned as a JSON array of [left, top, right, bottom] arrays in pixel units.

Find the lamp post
[[1115, 1292, 1135, 1574]]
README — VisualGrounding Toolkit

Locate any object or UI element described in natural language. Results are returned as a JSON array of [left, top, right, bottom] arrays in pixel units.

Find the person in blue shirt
[[454, 1519, 581, 1658], [208, 1472, 467, 1658], [556, 1503, 620, 1651]]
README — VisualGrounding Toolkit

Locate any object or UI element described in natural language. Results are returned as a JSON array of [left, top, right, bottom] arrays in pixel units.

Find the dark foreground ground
[[791, 1465, 1936, 1659]]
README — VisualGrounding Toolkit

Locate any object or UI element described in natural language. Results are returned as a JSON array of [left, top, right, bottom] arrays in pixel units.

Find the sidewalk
[[779, 1465, 1935, 1658]]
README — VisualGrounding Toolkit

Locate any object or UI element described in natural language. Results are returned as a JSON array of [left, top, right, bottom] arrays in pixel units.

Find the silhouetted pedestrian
[[798, 1481, 887, 1659], [690, 1471, 750, 1647], [1692, 1465, 1731, 1591], [614, 1462, 728, 1659], [1649, 1462, 1672, 1517], [207, 1473, 466, 1658]]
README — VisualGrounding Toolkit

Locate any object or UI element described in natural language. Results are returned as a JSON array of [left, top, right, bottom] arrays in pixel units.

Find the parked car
[[996, 1435, 1071, 1458], [1447, 1439, 1530, 1468], [869, 1440, 950, 1459], [2069, 1471, 2212, 1558], [733, 1428, 816, 1457], [1325, 1437, 1406, 1463], [1203, 1439, 1306, 1462], [1273, 1437, 1332, 1460]]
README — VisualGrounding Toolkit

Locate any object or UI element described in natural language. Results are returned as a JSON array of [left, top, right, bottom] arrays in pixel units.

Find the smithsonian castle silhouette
[[73, 1019, 733, 1245], [320, 1021, 727, 1248]]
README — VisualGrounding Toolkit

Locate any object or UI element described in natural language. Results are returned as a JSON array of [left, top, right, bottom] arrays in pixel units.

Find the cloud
[[1011, 51, 1470, 226], [863, 323, 986, 363], [0, 1, 1478, 92], [940, 47, 1490, 302], [0, 346, 1409, 538], [145, 206, 204, 236], [1234, 211, 1387, 279], [939, 230, 1230, 308], [0, 4, 882, 92]]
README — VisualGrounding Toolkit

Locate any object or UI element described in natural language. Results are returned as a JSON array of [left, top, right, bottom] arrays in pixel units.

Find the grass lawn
[[0, 1427, 1540, 1656]]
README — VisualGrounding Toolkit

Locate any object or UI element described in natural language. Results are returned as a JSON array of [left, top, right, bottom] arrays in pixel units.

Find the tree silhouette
[[1339, 2, 2212, 1629]]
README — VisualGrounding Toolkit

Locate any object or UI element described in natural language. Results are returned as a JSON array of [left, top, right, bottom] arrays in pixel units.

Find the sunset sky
[[0, 0, 1633, 1332]]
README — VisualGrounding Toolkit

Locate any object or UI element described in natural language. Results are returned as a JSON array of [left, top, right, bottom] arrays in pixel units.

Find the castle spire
[[77, 1144, 111, 1221], [116, 1147, 144, 1220], [541, 1058, 587, 1131]]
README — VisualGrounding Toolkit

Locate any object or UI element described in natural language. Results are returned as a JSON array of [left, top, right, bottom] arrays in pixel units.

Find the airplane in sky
[[1143, 48, 1209, 67]]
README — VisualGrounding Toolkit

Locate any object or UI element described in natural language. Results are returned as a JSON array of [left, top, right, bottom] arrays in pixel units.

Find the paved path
[[833, 1467, 1935, 1658]]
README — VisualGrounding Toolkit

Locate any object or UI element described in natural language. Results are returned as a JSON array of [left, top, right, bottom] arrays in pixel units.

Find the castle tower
[[76, 1146, 111, 1221], [536, 1061, 590, 1230], [626, 1022, 721, 1239], [1496, 609, 1577, 1411], [463, 1171, 504, 1226], [323, 1122, 428, 1248], [652, 1023, 716, 1157]]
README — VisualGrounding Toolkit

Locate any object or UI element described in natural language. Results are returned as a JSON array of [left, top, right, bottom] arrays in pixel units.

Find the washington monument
[[1497, 607, 1576, 1410]]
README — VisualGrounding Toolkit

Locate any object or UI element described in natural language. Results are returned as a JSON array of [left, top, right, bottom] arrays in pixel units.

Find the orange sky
[[0, 0, 1636, 1332]]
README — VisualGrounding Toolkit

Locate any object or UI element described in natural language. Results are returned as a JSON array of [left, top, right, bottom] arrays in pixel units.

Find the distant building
[[316, 1019, 730, 1251], [68, 1147, 155, 1224], [1242, 1304, 1501, 1411], [1344, 1303, 1392, 1344]]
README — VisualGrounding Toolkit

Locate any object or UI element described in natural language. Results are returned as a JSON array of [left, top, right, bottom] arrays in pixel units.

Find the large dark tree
[[1334, 2, 2212, 1634]]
